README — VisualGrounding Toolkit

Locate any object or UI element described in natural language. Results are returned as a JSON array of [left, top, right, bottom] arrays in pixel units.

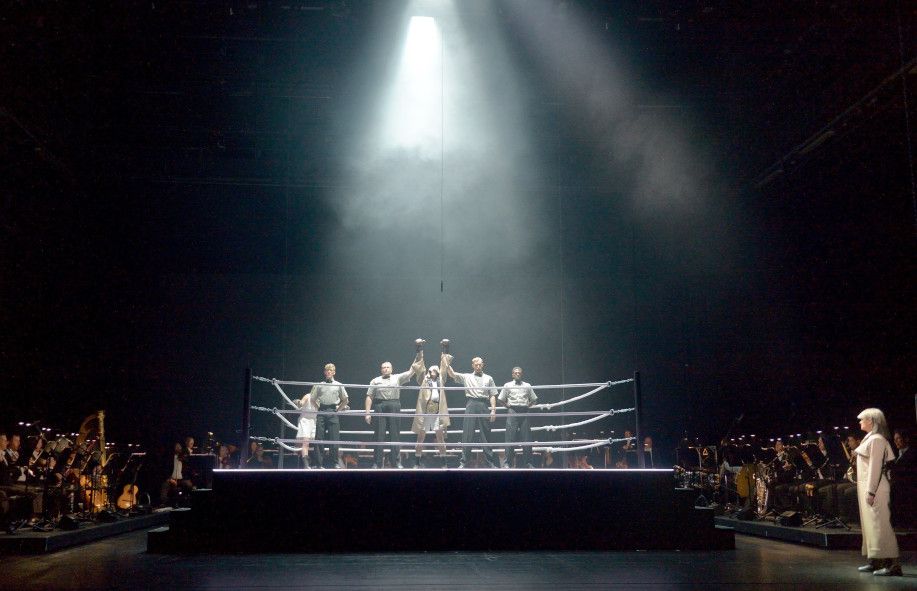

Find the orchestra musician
[[769, 440, 797, 510], [890, 429, 915, 529], [159, 441, 194, 508], [813, 434, 852, 521], [616, 430, 635, 468], [786, 439, 830, 516], [0, 433, 11, 486], [245, 441, 274, 469]]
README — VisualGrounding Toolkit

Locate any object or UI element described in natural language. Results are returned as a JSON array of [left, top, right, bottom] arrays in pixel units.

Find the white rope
[[276, 439, 304, 453], [339, 429, 504, 436], [264, 437, 607, 448], [533, 407, 634, 432], [270, 380, 300, 409], [536, 437, 634, 454], [254, 407, 616, 418], [254, 375, 626, 391], [250, 436, 632, 456], [533, 382, 605, 410], [250, 405, 303, 431]]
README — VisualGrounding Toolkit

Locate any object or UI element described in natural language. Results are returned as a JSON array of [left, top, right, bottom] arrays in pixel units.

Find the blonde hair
[[324, 363, 336, 372], [857, 407, 891, 440]]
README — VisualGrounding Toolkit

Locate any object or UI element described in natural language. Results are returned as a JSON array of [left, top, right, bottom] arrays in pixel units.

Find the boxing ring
[[147, 369, 733, 552], [243, 370, 644, 469]]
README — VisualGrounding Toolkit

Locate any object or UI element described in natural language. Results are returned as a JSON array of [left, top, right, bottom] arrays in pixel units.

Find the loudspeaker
[[59, 514, 82, 530], [734, 506, 755, 520], [776, 510, 802, 527], [97, 509, 118, 522]]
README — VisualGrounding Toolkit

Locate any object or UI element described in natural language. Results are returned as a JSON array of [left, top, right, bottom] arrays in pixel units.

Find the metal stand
[[633, 371, 645, 469], [240, 367, 253, 467]]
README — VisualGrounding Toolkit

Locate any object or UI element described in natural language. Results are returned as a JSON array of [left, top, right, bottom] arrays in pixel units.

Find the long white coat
[[855, 432, 898, 559]]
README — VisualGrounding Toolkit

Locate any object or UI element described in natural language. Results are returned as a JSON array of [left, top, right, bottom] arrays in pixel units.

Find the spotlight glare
[[382, 15, 442, 154]]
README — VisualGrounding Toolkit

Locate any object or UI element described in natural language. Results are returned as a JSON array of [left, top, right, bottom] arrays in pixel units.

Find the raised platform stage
[[714, 515, 917, 550], [147, 469, 732, 553], [1, 510, 170, 555]]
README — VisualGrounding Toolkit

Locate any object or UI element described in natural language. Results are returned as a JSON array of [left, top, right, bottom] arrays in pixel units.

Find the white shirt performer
[[365, 342, 424, 469], [853, 407, 901, 577], [443, 352, 498, 469], [308, 363, 349, 469], [294, 392, 318, 469], [498, 366, 537, 468]]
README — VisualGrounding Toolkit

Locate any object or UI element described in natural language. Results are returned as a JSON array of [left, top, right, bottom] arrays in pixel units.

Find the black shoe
[[858, 562, 879, 573], [414, 457, 423, 469], [874, 561, 902, 577]]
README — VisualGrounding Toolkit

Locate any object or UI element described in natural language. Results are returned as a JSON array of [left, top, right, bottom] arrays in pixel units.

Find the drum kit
[[674, 445, 720, 496]]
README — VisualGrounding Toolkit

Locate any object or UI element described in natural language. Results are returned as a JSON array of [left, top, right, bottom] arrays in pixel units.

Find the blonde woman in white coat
[[854, 408, 901, 577]]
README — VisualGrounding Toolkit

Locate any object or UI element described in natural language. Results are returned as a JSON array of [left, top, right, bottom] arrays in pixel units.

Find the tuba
[[76, 410, 107, 468]]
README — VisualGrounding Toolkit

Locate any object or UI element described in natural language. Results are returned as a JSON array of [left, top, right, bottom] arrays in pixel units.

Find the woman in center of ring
[[411, 357, 450, 468]]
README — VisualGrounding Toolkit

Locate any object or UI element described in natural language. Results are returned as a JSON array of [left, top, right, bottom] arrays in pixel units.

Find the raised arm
[[441, 353, 458, 381], [412, 349, 426, 383]]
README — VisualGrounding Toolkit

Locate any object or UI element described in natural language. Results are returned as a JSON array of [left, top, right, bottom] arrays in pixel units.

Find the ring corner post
[[240, 367, 253, 467], [633, 370, 645, 469]]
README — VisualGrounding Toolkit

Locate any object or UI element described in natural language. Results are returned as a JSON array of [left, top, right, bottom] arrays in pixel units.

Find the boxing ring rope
[[249, 435, 636, 455], [256, 376, 622, 390], [250, 405, 634, 431], [255, 375, 629, 413], [241, 368, 646, 468]]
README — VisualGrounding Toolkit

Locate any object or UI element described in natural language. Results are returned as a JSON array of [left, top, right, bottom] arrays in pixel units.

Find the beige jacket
[[855, 432, 899, 559], [411, 353, 450, 434]]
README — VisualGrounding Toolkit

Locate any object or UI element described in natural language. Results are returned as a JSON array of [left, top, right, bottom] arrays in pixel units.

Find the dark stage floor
[[4, 530, 914, 590]]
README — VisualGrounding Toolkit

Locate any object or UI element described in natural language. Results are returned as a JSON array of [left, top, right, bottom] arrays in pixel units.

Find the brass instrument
[[840, 438, 856, 483], [73, 411, 109, 510]]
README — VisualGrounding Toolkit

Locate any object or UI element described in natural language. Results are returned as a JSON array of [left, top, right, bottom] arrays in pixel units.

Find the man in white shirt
[[309, 363, 349, 469], [365, 351, 423, 468], [444, 355, 499, 469], [498, 367, 537, 468]]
